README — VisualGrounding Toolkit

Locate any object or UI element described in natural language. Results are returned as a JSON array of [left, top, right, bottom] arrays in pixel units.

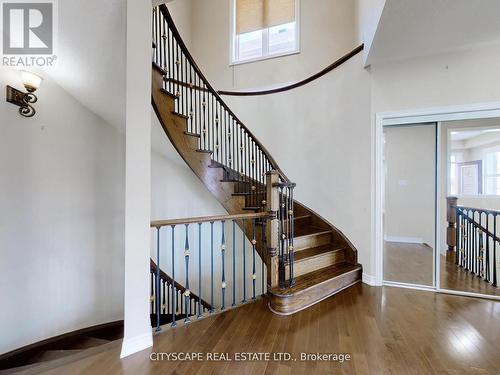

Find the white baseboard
[[120, 331, 153, 358], [362, 273, 382, 286], [384, 235, 423, 244]]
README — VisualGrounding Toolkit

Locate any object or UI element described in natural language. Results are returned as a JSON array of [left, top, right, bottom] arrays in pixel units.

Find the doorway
[[375, 103, 500, 300]]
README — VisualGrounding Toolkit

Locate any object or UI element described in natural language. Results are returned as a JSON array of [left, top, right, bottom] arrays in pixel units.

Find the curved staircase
[[151, 4, 362, 315]]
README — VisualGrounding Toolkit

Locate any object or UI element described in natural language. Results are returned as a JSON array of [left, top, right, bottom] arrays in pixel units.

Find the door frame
[[374, 101, 500, 299]]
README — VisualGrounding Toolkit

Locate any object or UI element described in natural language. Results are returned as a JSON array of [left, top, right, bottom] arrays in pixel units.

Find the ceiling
[[367, 0, 500, 65], [42, 0, 126, 129]]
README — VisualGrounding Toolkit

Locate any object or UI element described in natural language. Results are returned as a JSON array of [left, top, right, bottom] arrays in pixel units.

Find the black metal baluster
[[486, 212, 490, 282], [221, 220, 226, 310], [252, 218, 256, 300], [150, 272, 154, 313], [279, 187, 285, 289], [261, 219, 266, 296], [170, 225, 177, 327], [466, 209, 470, 270], [155, 227, 161, 331], [232, 219, 236, 307], [153, 8, 158, 65], [160, 11, 165, 69], [198, 222, 202, 318], [289, 186, 295, 286], [184, 224, 191, 323], [189, 67, 193, 133], [165, 21, 170, 92], [493, 214, 497, 287], [228, 116, 233, 170], [162, 280, 166, 315], [184, 54, 187, 116], [202, 89, 207, 150], [455, 209, 460, 265], [242, 219, 247, 303], [167, 282, 170, 315], [225, 111, 229, 168], [210, 221, 215, 313], [239, 127, 244, 193], [215, 105, 220, 162]]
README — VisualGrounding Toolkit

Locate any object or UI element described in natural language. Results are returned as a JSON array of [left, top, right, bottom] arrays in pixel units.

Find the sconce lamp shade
[[20, 71, 43, 92]]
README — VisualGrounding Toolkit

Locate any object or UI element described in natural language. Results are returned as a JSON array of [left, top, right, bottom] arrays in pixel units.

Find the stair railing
[[447, 196, 499, 287], [152, 5, 297, 295], [150, 211, 273, 331], [149, 259, 212, 328]]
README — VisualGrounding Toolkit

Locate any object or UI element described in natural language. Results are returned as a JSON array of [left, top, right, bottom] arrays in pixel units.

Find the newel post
[[446, 196, 458, 262], [266, 170, 280, 289]]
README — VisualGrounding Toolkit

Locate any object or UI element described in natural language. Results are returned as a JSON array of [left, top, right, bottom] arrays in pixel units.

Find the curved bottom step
[[268, 263, 362, 315]]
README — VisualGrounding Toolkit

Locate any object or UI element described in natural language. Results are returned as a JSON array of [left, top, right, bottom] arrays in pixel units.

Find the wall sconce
[[6, 71, 43, 118]]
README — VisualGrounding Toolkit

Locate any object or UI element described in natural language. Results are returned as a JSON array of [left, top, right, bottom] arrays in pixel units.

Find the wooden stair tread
[[196, 149, 213, 154], [294, 225, 331, 238], [184, 131, 200, 138], [270, 263, 361, 297], [294, 244, 345, 261], [159, 88, 178, 100], [172, 111, 189, 120]]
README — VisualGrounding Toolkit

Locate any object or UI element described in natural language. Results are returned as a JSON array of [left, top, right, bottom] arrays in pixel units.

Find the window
[[231, 0, 300, 64], [485, 149, 500, 195]]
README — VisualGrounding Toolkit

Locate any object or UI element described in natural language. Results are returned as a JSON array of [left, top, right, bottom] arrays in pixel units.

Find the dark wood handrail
[[217, 44, 364, 96], [151, 211, 272, 228], [150, 259, 212, 310], [456, 205, 500, 216], [158, 4, 289, 182], [456, 207, 500, 242]]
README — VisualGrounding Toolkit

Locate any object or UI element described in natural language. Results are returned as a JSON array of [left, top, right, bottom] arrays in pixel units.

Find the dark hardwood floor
[[384, 241, 500, 296], [29, 283, 500, 375], [441, 254, 500, 297], [384, 241, 434, 285]]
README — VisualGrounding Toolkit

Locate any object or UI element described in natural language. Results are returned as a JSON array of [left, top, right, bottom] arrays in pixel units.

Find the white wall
[[355, 0, 386, 64], [121, 0, 153, 358], [189, 0, 358, 89], [0, 67, 125, 354]]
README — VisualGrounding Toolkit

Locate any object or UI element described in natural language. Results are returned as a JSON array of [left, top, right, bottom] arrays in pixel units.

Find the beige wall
[[189, 0, 358, 89], [384, 125, 436, 246], [0, 68, 125, 354]]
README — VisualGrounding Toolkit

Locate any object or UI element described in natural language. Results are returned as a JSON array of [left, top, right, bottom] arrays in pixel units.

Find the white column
[[121, 0, 153, 358]]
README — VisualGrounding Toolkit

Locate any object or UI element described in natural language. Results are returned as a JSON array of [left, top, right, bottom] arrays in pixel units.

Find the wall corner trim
[[120, 332, 153, 358], [362, 273, 381, 286]]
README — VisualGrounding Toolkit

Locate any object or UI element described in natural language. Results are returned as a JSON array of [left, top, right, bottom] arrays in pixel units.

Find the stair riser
[[269, 267, 362, 315], [294, 232, 332, 251], [287, 250, 345, 278]]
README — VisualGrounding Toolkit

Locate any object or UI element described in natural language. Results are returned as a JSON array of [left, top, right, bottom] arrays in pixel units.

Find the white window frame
[[229, 0, 301, 66]]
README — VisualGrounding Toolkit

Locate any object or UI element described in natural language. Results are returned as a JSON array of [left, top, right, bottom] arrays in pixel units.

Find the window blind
[[236, 0, 295, 35]]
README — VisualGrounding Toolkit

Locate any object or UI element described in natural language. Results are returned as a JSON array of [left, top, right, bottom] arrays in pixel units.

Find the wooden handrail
[[455, 206, 500, 242], [217, 44, 364, 96], [150, 259, 213, 310], [455, 205, 500, 216], [158, 4, 289, 182], [151, 211, 272, 228]]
